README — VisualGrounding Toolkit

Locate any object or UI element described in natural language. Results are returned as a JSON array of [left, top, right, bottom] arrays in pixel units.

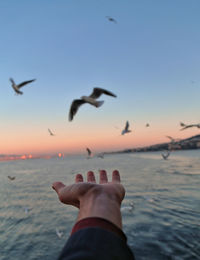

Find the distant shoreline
[[105, 134, 200, 155]]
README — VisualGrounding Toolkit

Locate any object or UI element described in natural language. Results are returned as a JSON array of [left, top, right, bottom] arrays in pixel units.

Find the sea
[[0, 150, 200, 260]]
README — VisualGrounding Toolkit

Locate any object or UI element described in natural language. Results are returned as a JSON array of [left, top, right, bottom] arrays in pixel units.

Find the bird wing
[[89, 88, 117, 99], [48, 128, 54, 135], [9, 78, 15, 85], [125, 121, 129, 131], [17, 79, 36, 88], [166, 136, 173, 141], [86, 148, 91, 156], [180, 125, 194, 131], [68, 99, 86, 121]]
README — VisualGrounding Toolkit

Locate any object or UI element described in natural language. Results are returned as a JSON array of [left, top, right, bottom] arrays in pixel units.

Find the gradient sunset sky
[[0, 0, 200, 155]]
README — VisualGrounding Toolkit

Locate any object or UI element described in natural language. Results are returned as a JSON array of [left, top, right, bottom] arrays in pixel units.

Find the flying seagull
[[10, 78, 36, 95], [161, 151, 170, 160], [146, 123, 150, 127], [48, 128, 55, 136], [106, 16, 117, 23], [8, 176, 15, 181], [180, 123, 200, 131], [86, 147, 92, 159], [56, 228, 64, 239], [69, 87, 117, 121], [121, 121, 131, 135]]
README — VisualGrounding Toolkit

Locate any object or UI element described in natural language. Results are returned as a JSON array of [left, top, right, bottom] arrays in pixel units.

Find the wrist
[[77, 188, 123, 229]]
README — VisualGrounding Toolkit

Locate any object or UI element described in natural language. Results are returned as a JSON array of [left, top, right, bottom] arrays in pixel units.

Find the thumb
[[52, 182, 66, 194]]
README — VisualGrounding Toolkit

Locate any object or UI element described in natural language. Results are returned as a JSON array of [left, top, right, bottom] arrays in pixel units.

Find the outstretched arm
[[52, 170, 125, 229]]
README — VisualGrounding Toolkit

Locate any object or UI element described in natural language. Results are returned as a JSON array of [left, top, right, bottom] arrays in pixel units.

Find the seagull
[[8, 176, 15, 180], [146, 123, 150, 127], [69, 87, 117, 121], [86, 147, 92, 159], [121, 121, 131, 135], [106, 16, 117, 23], [121, 202, 134, 213], [48, 128, 55, 136], [96, 153, 104, 159], [166, 136, 181, 144], [10, 78, 36, 95], [180, 123, 200, 131], [56, 228, 64, 239], [161, 150, 170, 160]]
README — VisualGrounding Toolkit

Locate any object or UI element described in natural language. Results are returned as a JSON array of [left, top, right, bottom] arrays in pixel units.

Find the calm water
[[0, 150, 200, 260]]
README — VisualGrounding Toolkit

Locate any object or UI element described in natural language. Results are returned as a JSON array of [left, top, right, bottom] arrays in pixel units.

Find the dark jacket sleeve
[[58, 218, 135, 260]]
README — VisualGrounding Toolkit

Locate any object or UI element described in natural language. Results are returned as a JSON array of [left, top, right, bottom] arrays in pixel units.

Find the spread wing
[[166, 136, 173, 141], [69, 99, 86, 121], [125, 121, 129, 131], [48, 128, 54, 135], [89, 88, 117, 99], [18, 79, 36, 89], [180, 124, 195, 131]]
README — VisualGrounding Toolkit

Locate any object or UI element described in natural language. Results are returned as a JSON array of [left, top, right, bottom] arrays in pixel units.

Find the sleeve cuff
[[71, 217, 127, 242]]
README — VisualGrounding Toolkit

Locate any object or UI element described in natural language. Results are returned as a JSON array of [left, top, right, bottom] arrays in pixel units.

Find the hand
[[52, 170, 125, 229]]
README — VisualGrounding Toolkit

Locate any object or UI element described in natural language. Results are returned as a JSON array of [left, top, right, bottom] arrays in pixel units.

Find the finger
[[99, 170, 108, 184], [75, 174, 83, 183], [112, 170, 121, 183], [52, 182, 66, 194], [87, 171, 96, 183]]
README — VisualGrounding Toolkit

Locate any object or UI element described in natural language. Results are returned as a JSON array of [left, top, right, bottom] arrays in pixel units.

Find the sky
[[0, 0, 200, 155]]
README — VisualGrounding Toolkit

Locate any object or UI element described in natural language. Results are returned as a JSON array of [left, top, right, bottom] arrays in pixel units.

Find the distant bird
[[48, 128, 55, 136], [86, 147, 92, 159], [166, 136, 175, 142], [146, 123, 150, 127], [96, 153, 104, 159], [8, 176, 15, 180], [180, 123, 200, 131], [161, 151, 170, 160], [166, 136, 181, 144], [24, 207, 32, 214], [10, 78, 36, 95], [56, 228, 64, 239], [121, 202, 134, 213], [106, 16, 117, 23], [121, 121, 131, 135], [69, 87, 117, 121]]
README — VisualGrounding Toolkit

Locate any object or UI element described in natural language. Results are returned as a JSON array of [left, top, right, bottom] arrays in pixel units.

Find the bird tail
[[96, 100, 104, 107]]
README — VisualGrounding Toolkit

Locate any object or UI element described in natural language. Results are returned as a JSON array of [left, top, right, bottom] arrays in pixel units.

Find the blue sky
[[0, 0, 200, 154]]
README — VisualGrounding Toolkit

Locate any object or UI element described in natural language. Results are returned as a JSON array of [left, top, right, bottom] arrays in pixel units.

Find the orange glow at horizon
[[1, 120, 200, 155]]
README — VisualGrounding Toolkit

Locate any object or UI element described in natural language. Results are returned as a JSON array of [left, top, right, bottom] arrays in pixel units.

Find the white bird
[[121, 202, 134, 213], [86, 147, 92, 159], [48, 128, 55, 136], [106, 16, 117, 23], [8, 176, 15, 181], [166, 136, 181, 143], [69, 87, 117, 121], [161, 150, 170, 160], [96, 153, 104, 159], [10, 78, 36, 95], [56, 228, 64, 239], [121, 121, 131, 135]]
